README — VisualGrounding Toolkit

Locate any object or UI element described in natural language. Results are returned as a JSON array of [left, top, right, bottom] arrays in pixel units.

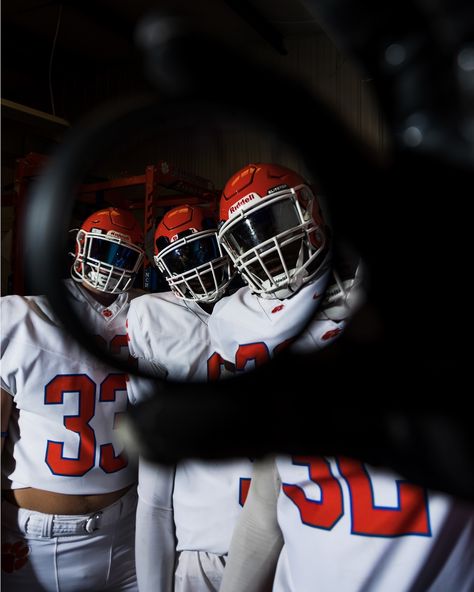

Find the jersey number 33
[[44, 373, 128, 476]]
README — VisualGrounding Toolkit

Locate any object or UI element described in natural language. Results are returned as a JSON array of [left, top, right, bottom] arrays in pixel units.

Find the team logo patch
[[322, 328, 342, 341], [271, 304, 285, 314], [2, 541, 30, 573]]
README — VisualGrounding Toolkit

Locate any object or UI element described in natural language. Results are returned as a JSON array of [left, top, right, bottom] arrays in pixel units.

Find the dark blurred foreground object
[[127, 1, 474, 500], [24, 1, 474, 500], [125, 336, 473, 502]]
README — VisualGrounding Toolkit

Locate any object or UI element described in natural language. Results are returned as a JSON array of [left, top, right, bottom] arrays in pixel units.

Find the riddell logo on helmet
[[229, 193, 259, 215], [108, 230, 130, 241]]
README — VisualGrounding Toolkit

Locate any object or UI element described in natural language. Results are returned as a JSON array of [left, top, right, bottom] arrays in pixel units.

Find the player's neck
[[82, 285, 118, 307], [198, 302, 215, 314]]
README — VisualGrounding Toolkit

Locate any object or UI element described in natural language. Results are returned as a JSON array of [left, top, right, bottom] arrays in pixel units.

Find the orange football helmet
[[154, 204, 233, 303], [71, 207, 144, 294], [218, 163, 328, 299]]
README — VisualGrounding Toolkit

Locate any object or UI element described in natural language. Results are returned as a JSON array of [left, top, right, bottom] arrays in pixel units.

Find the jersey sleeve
[[220, 455, 283, 592], [1, 293, 86, 398], [126, 358, 166, 406], [289, 257, 365, 354], [0, 296, 26, 396], [0, 335, 15, 396], [126, 298, 167, 405], [126, 299, 150, 360], [290, 318, 347, 354], [126, 295, 176, 370]]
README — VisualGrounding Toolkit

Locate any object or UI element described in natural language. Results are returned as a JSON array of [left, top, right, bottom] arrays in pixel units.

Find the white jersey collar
[[63, 279, 129, 322]]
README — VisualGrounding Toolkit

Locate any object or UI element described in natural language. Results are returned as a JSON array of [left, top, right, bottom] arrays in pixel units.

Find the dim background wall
[[1, 4, 389, 294], [45, 33, 386, 188]]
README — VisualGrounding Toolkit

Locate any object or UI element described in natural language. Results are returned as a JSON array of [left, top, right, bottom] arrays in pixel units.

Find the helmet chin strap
[[278, 269, 307, 299], [257, 268, 307, 300]]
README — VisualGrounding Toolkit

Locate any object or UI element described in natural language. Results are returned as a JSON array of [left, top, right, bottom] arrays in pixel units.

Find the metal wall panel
[[117, 33, 390, 189]]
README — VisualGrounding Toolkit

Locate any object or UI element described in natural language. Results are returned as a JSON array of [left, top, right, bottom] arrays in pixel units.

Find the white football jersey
[[1, 279, 141, 494], [173, 458, 254, 554], [208, 269, 331, 366], [274, 455, 474, 592], [126, 291, 253, 553], [126, 291, 215, 383], [208, 263, 474, 590]]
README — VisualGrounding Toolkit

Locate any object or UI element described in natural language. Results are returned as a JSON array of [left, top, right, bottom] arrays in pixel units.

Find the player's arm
[[1, 388, 12, 452], [125, 303, 167, 405], [126, 358, 167, 407], [135, 456, 176, 592], [288, 257, 364, 355], [220, 455, 283, 592]]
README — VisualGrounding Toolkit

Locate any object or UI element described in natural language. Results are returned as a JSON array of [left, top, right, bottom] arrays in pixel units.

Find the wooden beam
[[1, 99, 70, 128]]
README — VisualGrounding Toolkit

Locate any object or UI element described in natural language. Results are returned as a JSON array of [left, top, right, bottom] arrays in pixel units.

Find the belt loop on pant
[[41, 513, 53, 537]]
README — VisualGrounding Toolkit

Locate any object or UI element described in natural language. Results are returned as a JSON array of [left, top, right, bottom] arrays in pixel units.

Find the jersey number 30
[[44, 373, 128, 476]]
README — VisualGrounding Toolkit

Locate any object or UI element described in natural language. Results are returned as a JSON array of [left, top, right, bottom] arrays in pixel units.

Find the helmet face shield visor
[[72, 231, 144, 293], [88, 236, 143, 272], [160, 234, 221, 274], [155, 231, 233, 303], [222, 198, 301, 257]]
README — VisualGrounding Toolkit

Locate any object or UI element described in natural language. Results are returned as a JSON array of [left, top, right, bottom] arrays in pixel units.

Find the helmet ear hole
[[156, 236, 170, 252]]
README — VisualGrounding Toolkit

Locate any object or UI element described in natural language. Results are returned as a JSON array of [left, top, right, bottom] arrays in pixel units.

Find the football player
[[208, 164, 474, 592], [208, 162, 354, 366], [125, 204, 253, 592], [1, 207, 145, 591]]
